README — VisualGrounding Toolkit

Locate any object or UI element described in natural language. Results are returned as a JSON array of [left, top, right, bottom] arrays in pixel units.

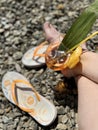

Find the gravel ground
[[0, 0, 98, 130]]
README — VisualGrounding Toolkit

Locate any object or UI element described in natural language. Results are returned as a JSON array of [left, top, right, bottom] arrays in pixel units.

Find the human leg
[[43, 22, 98, 130], [76, 76, 98, 130]]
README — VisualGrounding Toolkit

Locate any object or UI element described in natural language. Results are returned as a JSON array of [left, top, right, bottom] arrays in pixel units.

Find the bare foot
[[43, 22, 77, 77], [43, 22, 78, 77], [43, 22, 63, 43]]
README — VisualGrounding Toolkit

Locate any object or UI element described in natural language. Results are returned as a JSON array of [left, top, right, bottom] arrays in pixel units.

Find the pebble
[[57, 106, 66, 115], [0, 110, 4, 115], [56, 123, 67, 130], [0, 28, 4, 33], [13, 118, 19, 128], [0, 123, 3, 129], [7, 125, 14, 130], [61, 115, 68, 124], [0, 118, 2, 123], [2, 116, 9, 124], [16, 125, 21, 130], [15, 63, 21, 72], [13, 51, 23, 60]]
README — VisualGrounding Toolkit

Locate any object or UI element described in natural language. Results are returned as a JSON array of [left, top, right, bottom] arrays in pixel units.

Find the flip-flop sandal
[[22, 34, 64, 68], [2, 71, 57, 126], [22, 41, 48, 67]]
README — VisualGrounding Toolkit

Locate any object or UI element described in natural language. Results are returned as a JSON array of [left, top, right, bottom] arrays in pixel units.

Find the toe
[[43, 22, 60, 43]]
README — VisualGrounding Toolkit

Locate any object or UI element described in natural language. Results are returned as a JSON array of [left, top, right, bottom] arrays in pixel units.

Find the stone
[[0, 110, 4, 115], [57, 106, 66, 115], [56, 123, 67, 130], [2, 116, 9, 124], [0, 28, 4, 33], [13, 51, 23, 60], [61, 115, 68, 124], [0, 123, 3, 129], [15, 63, 21, 72]]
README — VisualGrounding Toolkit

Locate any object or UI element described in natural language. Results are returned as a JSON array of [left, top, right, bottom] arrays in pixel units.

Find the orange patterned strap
[[33, 41, 48, 59], [33, 34, 64, 59], [11, 79, 40, 113]]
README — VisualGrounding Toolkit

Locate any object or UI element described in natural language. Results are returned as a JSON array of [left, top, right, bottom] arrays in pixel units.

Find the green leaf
[[59, 0, 98, 52]]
